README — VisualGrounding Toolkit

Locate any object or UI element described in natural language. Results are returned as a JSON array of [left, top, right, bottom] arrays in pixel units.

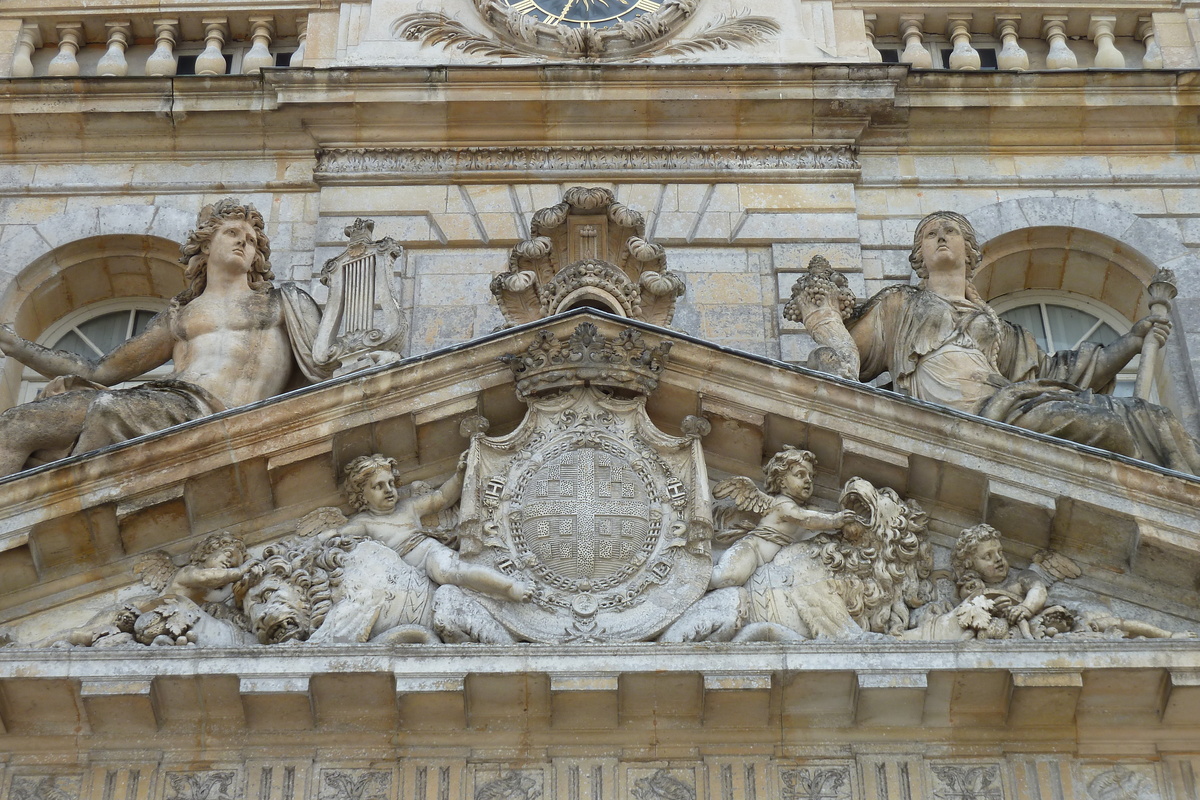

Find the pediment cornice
[[1, 309, 1198, 625]]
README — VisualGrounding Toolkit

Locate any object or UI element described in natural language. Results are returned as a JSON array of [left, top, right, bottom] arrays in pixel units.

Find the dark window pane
[[54, 330, 95, 358], [1000, 306, 1048, 351]]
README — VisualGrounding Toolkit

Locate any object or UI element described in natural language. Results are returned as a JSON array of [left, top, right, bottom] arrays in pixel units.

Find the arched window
[[17, 298, 172, 404], [990, 291, 1141, 398]]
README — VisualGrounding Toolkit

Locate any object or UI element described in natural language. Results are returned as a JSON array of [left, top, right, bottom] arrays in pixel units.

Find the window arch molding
[[975, 224, 1180, 410], [0, 233, 186, 410], [973, 226, 1156, 322]]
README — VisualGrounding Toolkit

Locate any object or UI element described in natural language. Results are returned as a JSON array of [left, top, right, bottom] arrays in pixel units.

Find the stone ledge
[[0, 642, 1197, 739]]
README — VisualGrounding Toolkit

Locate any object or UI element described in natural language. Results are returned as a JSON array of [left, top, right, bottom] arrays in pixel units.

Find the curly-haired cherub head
[[189, 530, 247, 568], [342, 454, 401, 514], [952, 523, 1009, 596], [764, 446, 818, 501], [908, 210, 983, 284], [175, 198, 273, 307]]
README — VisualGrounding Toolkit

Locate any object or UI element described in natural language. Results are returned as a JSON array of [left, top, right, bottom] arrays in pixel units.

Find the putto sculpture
[[13, 531, 258, 648], [335, 453, 529, 603], [708, 446, 855, 590], [663, 463, 932, 642], [909, 524, 1193, 641], [785, 210, 1200, 473], [0, 199, 331, 477]]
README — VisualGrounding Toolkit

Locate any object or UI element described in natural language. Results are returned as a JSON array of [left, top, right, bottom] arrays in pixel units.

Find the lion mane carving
[[661, 476, 932, 642], [817, 477, 932, 634]]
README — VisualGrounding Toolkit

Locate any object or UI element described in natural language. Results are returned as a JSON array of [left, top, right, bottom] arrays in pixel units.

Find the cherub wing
[[712, 476, 775, 516], [133, 551, 176, 593], [296, 507, 349, 538], [1034, 549, 1082, 582]]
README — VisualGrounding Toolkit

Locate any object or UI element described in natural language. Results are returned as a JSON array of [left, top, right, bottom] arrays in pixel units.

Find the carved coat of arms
[[457, 323, 712, 643]]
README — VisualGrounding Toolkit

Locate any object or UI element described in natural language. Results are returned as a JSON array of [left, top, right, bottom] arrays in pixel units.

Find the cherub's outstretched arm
[[791, 506, 856, 533], [172, 563, 255, 592]]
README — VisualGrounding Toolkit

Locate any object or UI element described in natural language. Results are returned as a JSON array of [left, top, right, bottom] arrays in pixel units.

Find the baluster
[[898, 16, 932, 68], [10, 24, 41, 78], [290, 17, 308, 67], [1042, 16, 1077, 69], [242, 17, 276, 74], [995, 15, 1029, 71], [1088, 15, 1125, 68], [145, 19, 179, 77], [863, 13, 882, 63], [1138, 17, 1162, 69], [47, 23, 83, 77], [196, 18, 229, 76], [96, 21, 131, 77], [947, 15, 980, 70]]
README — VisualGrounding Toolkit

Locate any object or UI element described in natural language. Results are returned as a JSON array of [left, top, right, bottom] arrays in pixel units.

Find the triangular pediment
[[2, 308, 1199, 631]]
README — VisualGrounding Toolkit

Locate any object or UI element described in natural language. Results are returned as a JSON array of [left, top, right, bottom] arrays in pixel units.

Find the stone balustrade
[[864, 8, 1172, 70], [3, 9, 311, 78]]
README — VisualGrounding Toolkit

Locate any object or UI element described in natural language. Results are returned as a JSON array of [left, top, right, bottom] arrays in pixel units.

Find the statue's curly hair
[[175, 198, 273, 308], [342, 454, 400, 512], [951, 523, 1005, 598], [188, 530, 247, 566], [763, 446, 816, 495]]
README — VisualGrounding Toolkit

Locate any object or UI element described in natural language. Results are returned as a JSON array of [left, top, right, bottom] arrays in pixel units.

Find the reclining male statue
[[0, 199, 331, 478]]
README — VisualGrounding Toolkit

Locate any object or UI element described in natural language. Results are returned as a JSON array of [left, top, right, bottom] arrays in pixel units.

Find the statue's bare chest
[[173, 291, 283, 340]]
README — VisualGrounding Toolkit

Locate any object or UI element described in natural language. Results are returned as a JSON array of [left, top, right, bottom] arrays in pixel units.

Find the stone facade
[[2, 0, 1200, 796]]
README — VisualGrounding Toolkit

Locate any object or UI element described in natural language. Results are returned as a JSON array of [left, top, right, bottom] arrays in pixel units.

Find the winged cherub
[[709, 446, 855, 590]]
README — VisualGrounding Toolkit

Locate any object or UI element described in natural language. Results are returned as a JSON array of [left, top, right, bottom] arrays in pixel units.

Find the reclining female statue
[[0, 199, 331, 478], [788, 210, 1200, 473]]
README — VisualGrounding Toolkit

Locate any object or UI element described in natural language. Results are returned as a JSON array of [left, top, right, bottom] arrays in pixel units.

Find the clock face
[[503, 0, 662, 28]]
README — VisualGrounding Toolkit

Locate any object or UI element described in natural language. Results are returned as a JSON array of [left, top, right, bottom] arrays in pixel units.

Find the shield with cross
[[457, 381, 714, 643]]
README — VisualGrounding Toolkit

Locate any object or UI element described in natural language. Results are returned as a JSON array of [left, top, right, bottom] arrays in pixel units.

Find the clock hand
[[551, 0, 577, 23]]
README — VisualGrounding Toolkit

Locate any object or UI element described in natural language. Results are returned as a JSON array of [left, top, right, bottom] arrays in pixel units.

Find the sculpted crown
[[501, 322, 671, 400]]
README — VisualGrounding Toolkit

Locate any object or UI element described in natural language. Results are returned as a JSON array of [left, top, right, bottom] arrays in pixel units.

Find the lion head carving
[[819, 477, 933, 634]]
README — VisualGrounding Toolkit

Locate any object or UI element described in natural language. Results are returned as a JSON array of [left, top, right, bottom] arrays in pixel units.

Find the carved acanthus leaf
[[640, 13, 781, 58], [393, 12, 529, 59]]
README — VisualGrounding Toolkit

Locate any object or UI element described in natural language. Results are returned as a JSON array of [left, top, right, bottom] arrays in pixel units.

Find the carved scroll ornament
[[492, 187, 685, 327]]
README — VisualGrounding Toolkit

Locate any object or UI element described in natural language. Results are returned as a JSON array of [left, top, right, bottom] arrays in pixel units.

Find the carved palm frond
[[643, 14, 781, 58], [394, 13, 529, 59]]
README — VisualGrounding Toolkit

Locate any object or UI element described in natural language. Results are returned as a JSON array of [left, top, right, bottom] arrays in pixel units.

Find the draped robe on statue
[[848, 286, 1200, 473]]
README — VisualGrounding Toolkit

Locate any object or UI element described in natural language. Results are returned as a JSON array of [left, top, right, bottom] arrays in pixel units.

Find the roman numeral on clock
[[634, 0, 661, 11], [509, 0, 537, 12]]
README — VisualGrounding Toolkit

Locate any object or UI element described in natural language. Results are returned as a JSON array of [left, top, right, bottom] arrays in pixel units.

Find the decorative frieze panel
[[317, 770, 392, 800], [1, 759, 1178, 800], [163, 771, 241, 800], [314, 146, 860, 183], [8, 775, 83, 800], [929, 764, 1004, 800], [779, 766, 853, 800]]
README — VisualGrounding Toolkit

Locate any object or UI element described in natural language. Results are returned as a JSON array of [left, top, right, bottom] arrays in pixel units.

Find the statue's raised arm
[[785, 211, 1200, 474], [783, 255, 860, 381]]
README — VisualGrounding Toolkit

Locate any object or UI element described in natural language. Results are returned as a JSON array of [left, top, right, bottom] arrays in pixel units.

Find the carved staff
[[1134, 268, 1177, 400]]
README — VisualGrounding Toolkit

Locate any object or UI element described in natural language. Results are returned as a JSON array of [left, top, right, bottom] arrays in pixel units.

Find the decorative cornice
[[315, 145, 859, 182]]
